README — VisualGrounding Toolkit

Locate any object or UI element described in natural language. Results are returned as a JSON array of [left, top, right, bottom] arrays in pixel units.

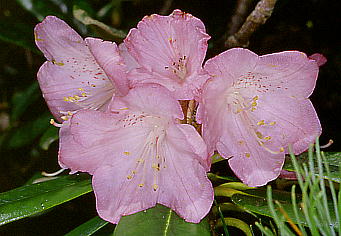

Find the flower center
[[123, 114, 168, 192], [225, 88, 284, 156]]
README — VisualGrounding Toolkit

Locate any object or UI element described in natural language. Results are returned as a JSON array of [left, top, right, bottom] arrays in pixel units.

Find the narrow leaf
[[65, 216, 109, 236]]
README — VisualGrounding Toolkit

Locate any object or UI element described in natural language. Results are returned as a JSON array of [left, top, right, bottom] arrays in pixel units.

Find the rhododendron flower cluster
[[34, 9, 322, 224]]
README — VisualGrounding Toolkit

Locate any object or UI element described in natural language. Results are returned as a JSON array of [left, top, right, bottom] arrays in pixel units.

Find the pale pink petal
[[59, 85, 212, 223], [215, 111, 284, 187], [93, 124, 212, 224], [35, 16, 126, 121], [124, 9, 210, 99], [110, 83, 184, 120], [86, 38, 129, 96], [200, 48, 321, 186], [118, 42, 140, 71], [58, 110, 150, 174], [173, 124, 210, 170], [309, 53, 327, 67]]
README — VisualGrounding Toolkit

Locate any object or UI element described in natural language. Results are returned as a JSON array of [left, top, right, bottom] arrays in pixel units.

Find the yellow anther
[[152, 184, 158, 191], [61, 116, 69, 121], [253, 96, 259, 101], [279, 147, 285, 152], [127, 175, 133, 180], [245, 153, 251, 158], [123, 151, 130, 156], [152, 163, 160, 171], [256, 131, 263, 139], [264, 136, 272, 141], [52, 59, 64, 66], [138, 184, 144, 187], [81, 92, 87, 97], [78, 88, 84, 91], [269, 121, 276, 126], [238, 140, 244, 145], [257, 120, 265, 126], [63, 97, 69, 102]]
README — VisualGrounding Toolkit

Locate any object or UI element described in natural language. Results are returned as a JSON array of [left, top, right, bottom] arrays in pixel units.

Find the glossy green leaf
[[39, 125, 59, 150], [7, 112, 52, 149], [0, 18, 39, 53], [16, 0, 67, 21], [113, 204, 210, 236], [283, 152, 341, 183], [73, 6, 127, 41], [11, 82, 40, 121], [0, 174, 92, 226], [65, 216, 109, 236]]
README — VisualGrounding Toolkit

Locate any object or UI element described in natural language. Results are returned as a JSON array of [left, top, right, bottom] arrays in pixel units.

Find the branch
[[225, 0, 277, 48]]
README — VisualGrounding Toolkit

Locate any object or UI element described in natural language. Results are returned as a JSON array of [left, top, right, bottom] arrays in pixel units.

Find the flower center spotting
[[164, 37, 188, 82], [120, 111, 168, 192], [224, 72, 285, 156]]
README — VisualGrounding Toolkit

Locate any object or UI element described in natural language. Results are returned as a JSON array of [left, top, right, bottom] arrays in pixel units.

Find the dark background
[[0, 0, 340, 235]]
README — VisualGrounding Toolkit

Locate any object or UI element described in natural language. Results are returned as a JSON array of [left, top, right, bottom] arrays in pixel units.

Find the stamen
[[50, 119, 62, 128], [41, 168, 66, 177], [320, 139, 333, 149]]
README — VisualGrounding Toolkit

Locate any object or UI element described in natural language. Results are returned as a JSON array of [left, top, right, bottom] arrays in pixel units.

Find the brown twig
[[225, 0, 277, 48], [227, 0, 255, 36]]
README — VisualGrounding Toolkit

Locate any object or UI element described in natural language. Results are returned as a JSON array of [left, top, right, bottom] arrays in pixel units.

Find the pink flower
[[59, 84, 213, 223], [197, 48, 321, 187], [124, 9, 211, 100], [35, 16, 129, 121]]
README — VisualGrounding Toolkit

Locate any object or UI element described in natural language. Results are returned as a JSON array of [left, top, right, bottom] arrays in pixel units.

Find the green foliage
[[113, 204, 211, 236], [0, 174, 92, 226], [65, 216, 109, 236], [256, 140, 341, 236]]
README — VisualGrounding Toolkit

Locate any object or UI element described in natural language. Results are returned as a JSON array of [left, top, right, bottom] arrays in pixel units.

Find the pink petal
[[118, 42, 140, 71], [59, 110, 150, 174], [309, 53, 327, 67], [35, 16, 126, 121], [215, 111, 285, 187], [59, 85, 212, 223], [200, 48, 322, 186], [91, 123, 212, 224], [110, 83, 184, 120], [124, 9, 210, 99], [85, 38, 129, 96]]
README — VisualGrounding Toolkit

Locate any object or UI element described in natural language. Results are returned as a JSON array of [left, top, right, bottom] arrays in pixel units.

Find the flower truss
[[35, 9, 324, 224]]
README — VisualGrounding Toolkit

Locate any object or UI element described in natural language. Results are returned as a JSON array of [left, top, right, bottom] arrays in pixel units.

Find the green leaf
[[0, 174, 92, 226], [231, 188, 338, 227], [39, 125, 59, 150], [11, 82, 40, 121], [113, 204, 210, 236], [65, 216, 109, 236], [7, 112, 52, 149], [216, 217, 252, 236], [0, 18, 40, 53], [73, 6, 127, 41], [16, 0, 67, 21], [283, 152, 341, 183]]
